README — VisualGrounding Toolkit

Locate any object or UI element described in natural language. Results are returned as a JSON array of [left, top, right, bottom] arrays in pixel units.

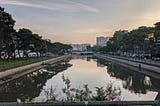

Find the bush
[[43, 74, 121, 102]]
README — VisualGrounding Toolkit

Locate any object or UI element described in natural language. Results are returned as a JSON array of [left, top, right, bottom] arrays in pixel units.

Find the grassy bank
[[0, 57, 52, 71]]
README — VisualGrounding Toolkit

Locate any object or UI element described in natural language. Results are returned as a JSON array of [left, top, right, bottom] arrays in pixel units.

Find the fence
[[0, 101, 160, 106]]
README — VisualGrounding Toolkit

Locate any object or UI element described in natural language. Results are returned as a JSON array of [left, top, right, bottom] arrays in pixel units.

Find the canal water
[[0, 55, 159, 102]]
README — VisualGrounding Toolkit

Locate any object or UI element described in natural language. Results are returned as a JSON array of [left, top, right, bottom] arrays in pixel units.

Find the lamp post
[[144, 37, 150, 63], [144, 33, 155, 64]]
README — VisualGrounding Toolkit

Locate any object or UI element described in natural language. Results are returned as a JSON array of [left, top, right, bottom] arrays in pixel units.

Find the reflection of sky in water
[[35, 58, 158, 101]]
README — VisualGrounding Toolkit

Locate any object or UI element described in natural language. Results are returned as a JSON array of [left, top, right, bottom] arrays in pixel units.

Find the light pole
[[144, 38, 150, 63]]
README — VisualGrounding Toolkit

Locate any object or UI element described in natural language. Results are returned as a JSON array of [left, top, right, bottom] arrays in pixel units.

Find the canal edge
[[94, 54, 160, 74], [0, 54, 71, 85]]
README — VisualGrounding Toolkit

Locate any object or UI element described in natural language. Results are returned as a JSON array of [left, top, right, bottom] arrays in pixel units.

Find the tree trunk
[[36, 51, 39, 57], [13, 50, 16, 59], [18, 49, 21, 58]]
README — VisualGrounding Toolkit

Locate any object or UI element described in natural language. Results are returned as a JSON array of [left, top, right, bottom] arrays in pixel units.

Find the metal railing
[[103, 54, 160, 67], [0, 101, 160, 106]]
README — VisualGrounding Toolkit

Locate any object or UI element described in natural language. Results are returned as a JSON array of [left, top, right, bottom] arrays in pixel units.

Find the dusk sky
[[1, 0, 160, 44]]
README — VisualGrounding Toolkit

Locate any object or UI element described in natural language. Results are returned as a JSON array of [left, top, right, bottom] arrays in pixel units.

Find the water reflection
[[0, 62, 72, 102], [0, 56, 159, 101], [71, 55, 93, 61], [96, 58, 160, 94]]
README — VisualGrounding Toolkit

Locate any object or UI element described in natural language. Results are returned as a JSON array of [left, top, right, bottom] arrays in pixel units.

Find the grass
[[0, 56, 52, 71]]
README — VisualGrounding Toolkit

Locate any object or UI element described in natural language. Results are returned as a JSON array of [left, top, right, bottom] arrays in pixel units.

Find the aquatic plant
[[43, 86, 58, 102], [43, 75, 121, 102], [69, 84, 92, 101]]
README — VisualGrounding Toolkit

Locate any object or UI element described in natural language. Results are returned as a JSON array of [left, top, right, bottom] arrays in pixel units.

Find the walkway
[[95, 54, 160, 74], [109, 55, 160, 67], [0, 55, 70, 85]]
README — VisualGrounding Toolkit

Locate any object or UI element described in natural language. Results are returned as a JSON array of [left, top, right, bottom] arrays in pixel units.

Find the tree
[[98, 26, 155, 56], [0, 6, 71, 60], [16, 28, 45, 57], [112, 30, 128, 53], [154, 22, 160, 41], [89, 46, 102, 53], [0, 6, 15, 59], [51, 42, 72, 55], [16, 28, 32, 57], [129, 26, 154, 54]]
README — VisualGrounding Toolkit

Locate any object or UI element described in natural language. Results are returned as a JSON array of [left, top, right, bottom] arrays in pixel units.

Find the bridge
[[71, 51, 94, 55]]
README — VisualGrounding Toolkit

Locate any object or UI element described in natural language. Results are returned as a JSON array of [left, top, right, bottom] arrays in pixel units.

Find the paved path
[[0, 55, 70, 83], [108, 55, 160, 67], [95, 54, 160, 74]]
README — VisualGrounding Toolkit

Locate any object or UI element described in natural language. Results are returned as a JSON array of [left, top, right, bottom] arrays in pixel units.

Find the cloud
[[67, 0, 98, 12], [1, 0, 98, 13]]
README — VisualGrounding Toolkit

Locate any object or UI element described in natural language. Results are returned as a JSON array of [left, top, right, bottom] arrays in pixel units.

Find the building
[[70, 44, 90, 51], [96, 36, 109, 47]]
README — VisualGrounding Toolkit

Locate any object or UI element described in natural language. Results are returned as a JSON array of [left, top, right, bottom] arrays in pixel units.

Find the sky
[[1, 0, 160, 44]]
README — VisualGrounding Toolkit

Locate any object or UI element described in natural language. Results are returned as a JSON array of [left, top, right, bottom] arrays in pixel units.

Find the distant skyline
[[1, 0, 160, 44]]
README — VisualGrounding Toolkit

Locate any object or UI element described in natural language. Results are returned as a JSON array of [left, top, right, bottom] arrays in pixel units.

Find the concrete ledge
[[94, 54, 160, 74], [0, 55, 70, 85]]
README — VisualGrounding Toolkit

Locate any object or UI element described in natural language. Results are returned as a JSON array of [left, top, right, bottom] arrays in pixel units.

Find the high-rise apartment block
[[96, 36, 109, 47]]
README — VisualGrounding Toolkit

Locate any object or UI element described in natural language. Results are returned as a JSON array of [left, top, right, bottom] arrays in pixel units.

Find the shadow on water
[[0, 61, 72, 102], [96, 58, 160, 94]]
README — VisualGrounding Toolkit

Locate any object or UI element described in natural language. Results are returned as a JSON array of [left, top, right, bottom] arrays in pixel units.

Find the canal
[[0, 55, 159, 102]]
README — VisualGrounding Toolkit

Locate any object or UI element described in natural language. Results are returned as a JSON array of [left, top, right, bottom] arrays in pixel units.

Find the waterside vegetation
[[0, 6, 72, 61], [41, 74, 121, 102], [90, 23, 160, 60], [0, 6, 72, 70]]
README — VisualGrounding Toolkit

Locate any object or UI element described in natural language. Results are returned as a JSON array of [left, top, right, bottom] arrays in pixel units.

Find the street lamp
[[144, 37, 151, 63]]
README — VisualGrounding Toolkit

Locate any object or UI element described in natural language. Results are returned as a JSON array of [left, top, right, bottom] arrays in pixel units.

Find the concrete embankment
[[94, 54, 160, 75], [0, 55, 70, 85]]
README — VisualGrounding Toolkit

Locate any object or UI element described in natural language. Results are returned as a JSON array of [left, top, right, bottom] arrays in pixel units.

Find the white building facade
[[70, 44, 90, 51], [96, 36, 110, 47]]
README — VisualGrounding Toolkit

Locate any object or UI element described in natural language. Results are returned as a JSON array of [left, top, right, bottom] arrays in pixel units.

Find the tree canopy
[[98, 24, 160, 58], [0, 6, 72, 60]]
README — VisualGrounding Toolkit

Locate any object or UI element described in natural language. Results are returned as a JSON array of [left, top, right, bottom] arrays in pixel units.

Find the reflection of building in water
[[71, 55, 93, 61], [70, 44, 90, 51], [71, 51, 93, 55]]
